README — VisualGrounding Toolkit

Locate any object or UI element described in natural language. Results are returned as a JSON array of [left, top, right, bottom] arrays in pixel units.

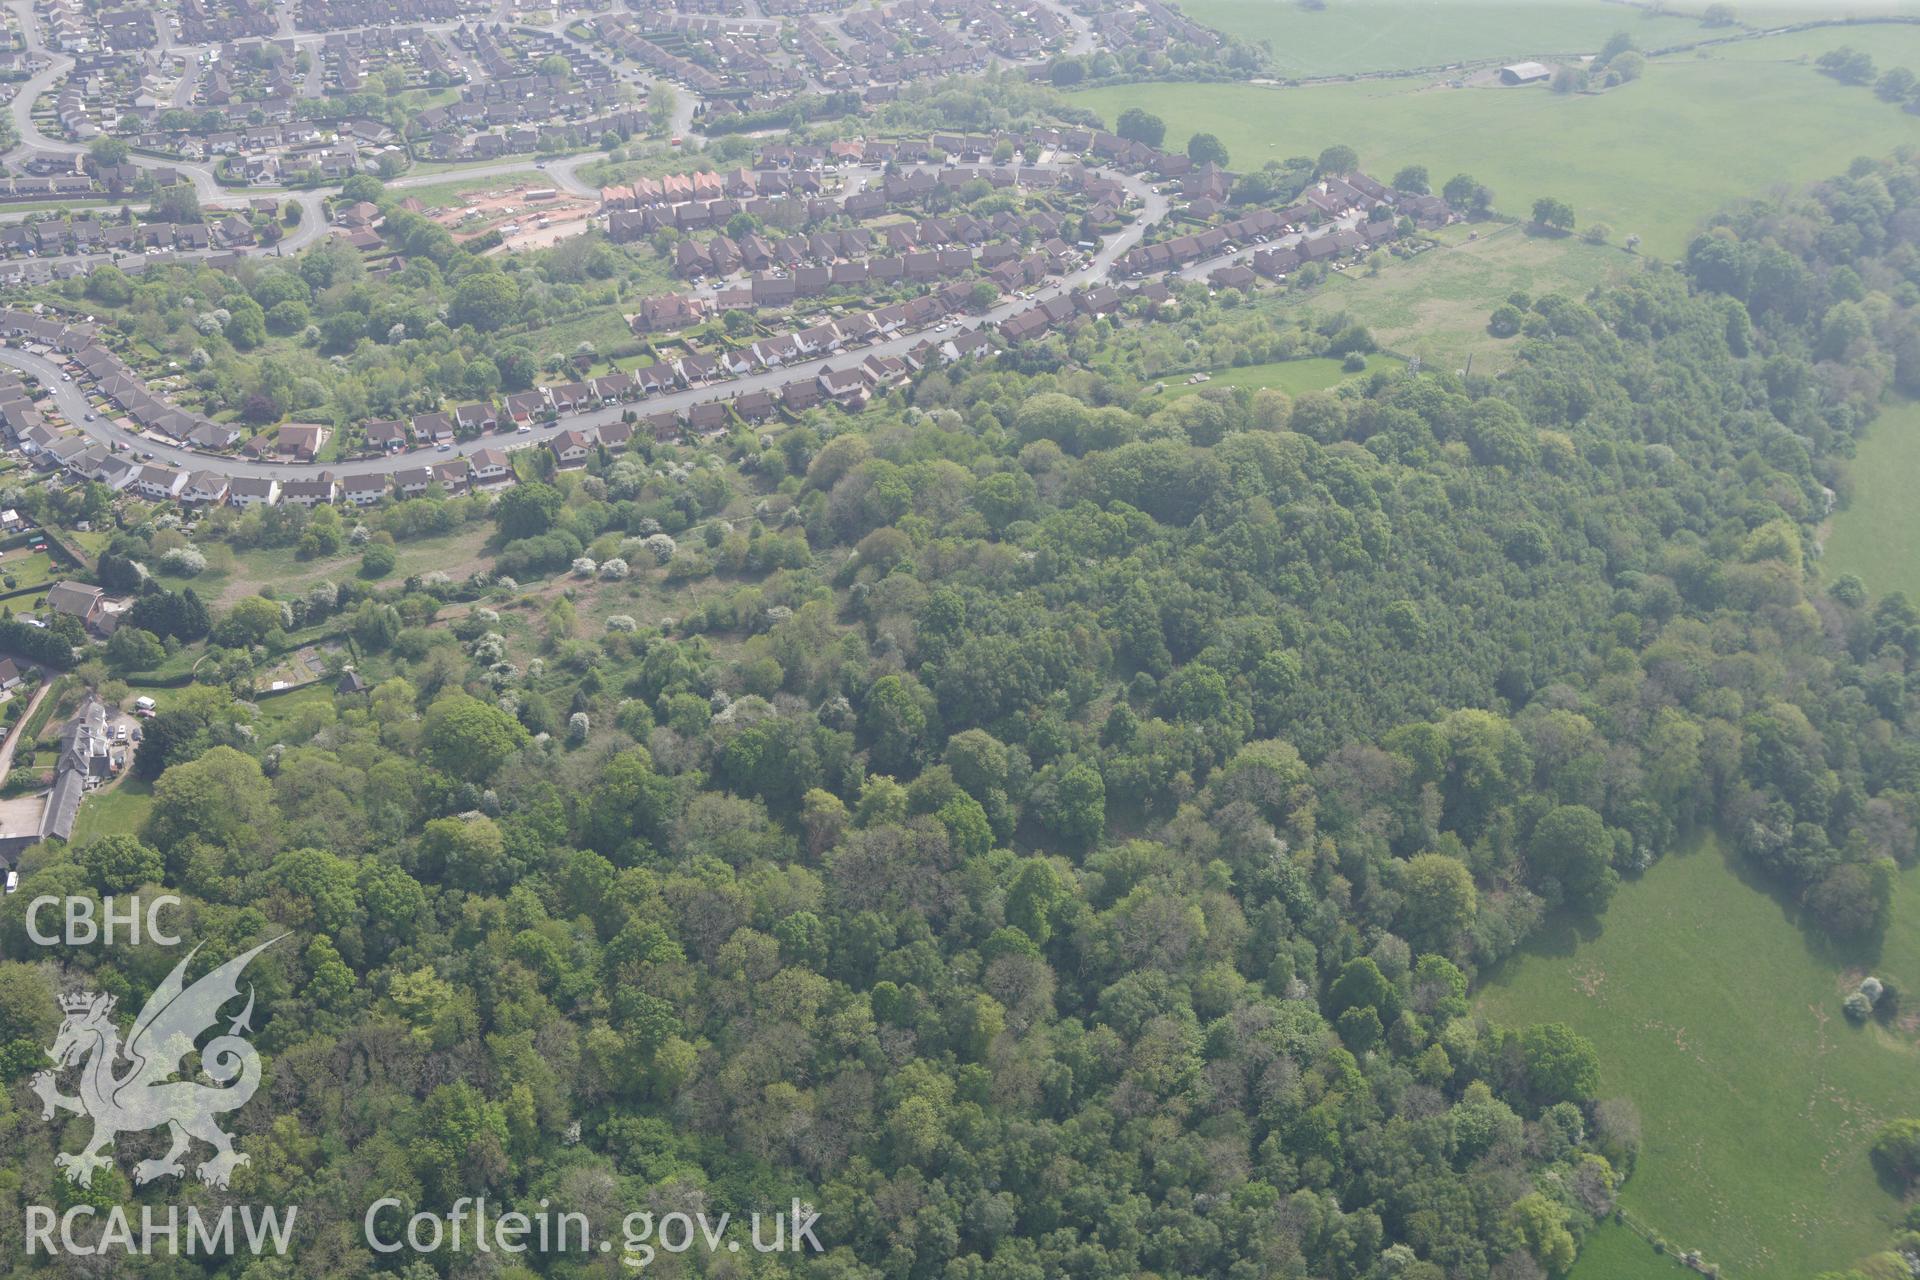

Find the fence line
[[1611, 1205, 1726, 1278]]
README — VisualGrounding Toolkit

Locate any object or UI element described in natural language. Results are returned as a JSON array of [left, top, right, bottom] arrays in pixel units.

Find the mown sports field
[[1073, 30, 1920, 259]]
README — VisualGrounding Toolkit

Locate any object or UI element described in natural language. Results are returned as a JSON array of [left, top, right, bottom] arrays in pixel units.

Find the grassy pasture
[[1159, 355, 1358, 398], [1072, 45, 1920, 259], [160, 523, 497, 610], [1180, 0, 1707, 78], [1709, 22, 1920, 64], [1822, 399, 1920, 600], [1259, 225, 1632, 374], [1479, 833, 1920, 1279], [1178, 0, 1920, 79]]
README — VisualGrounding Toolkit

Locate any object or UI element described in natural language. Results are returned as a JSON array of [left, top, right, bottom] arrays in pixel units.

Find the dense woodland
[[0, 151, 1918, 1279]]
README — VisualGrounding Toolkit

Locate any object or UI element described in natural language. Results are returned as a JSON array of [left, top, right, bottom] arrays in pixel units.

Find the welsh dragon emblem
[[32, 936, 283, 1190]]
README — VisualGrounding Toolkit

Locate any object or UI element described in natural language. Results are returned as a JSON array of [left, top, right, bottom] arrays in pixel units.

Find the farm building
[[1499, 62, 1552, 85]]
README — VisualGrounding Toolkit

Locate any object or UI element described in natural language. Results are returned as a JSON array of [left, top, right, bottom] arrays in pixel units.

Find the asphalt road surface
[[0, 168, 1298, 480]]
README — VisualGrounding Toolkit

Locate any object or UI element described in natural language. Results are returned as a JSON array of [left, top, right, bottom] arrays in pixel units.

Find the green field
[[387, 171, 546, 211], [1823, 400, 1920, 599], [1480, 834, 1920, 1279], [1177, 0, 1920, 78], [1709, 22, 1920, 65], [1073, 44, 1920, 259], [1251, 224, 1631, 374], [69, 776, 151, 844], [0, 548, 58, 593], [1563, 1221, 1691, 1280], [1161, 355, 1357, 398], [1181, 0, 1708, 78], [162, 524, 496, 610]]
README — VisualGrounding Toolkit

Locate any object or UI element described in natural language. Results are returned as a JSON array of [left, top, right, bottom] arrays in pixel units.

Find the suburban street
[[0, 167, 1171, 476], [0, 166, 1372, 484], [0, 0, 1083, 281], [5, 0, 228, 206], [0, 0, 1330, 487], [0, 0, 674, 268]]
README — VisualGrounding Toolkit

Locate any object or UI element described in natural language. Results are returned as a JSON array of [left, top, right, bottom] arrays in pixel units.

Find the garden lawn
[[69, 776, 152, 844], [0, 548, 59, 593], [1179, 0, 1706, 78], [1071, 45, 1920, 259], [1479, 833, 1920, 1279], [249, 683, 337, 743], [1822, 399, 1920, 600]]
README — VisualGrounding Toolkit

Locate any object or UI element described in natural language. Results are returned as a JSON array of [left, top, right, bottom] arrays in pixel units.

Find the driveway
[[0, 676, 50, 790]]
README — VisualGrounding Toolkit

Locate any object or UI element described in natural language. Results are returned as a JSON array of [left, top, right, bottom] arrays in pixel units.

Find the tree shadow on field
[[1478, 906, 1603, 989], [1711, 832, 1888, 972]]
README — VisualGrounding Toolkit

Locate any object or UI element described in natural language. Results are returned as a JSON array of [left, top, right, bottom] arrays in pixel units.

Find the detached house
[[227, 475, 281, 507], [393, 465, 434, 499], [364, 419, 408, 452], [46, 581, 106, 630], [340, 473, 388, 506], [183, 471, 230, 504], [468, 448, 514, 488], [818, 365, 869, 409], [455, 402, 497, 434], [276, 423, 330, 461], [548, 429, 595, 468], [284, 474, 338, 507], [131, 465, 188, 502], [412, 411, 455, 444]]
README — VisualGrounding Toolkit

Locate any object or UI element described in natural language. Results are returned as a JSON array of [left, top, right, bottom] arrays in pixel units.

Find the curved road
[[6, 2, 226, 206], [0, 0, 718, 270], [0, 167, 1208, 480], [0, 10, 1327, 486], [0, 0, 648, 251]]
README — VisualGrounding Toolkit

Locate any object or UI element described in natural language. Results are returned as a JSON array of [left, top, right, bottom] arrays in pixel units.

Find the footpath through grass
[[1823, 399, 1920, 600], [1072, 47, 1920, 260], [1479, 833, 1920, 1278]]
